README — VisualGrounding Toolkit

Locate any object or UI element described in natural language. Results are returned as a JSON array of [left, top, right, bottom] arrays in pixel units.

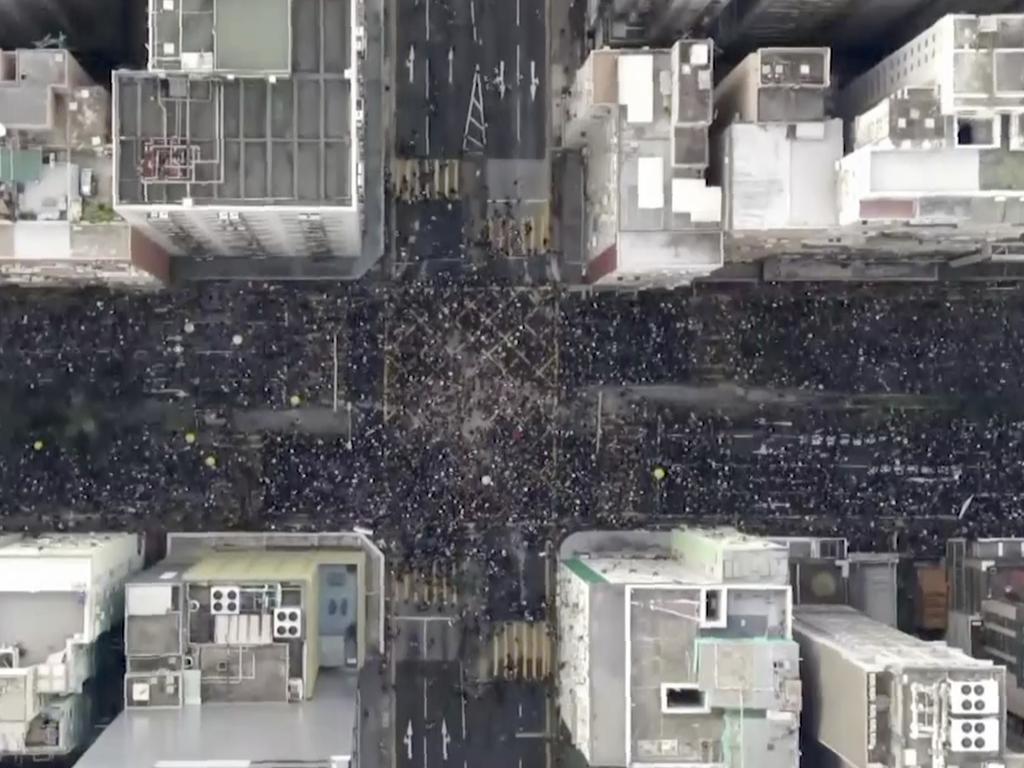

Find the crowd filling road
[[1, 281, 1022, 562]]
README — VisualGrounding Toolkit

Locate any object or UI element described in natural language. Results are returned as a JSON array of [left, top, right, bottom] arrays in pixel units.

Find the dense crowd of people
[[1, 281, 1024, 561]]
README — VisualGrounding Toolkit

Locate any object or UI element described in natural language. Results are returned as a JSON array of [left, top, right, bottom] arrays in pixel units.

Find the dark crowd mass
[[1, 280, 1023, 565]]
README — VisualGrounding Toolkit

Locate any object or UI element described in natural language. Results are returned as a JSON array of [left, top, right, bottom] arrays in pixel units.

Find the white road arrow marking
[[497, 60, 507, 100], [530, 60, 538, 102], [442, 718, 451, 761], [448, 47, 454, 85], [407, 45, 415, 84], [404, 720, 414, 760]]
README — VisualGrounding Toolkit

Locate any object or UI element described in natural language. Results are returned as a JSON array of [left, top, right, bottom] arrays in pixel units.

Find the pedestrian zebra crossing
[[393, 159, 461, 202], [487, 621, 552, 681], [485, 204, 550, 255], [389, 563, 460, 608]]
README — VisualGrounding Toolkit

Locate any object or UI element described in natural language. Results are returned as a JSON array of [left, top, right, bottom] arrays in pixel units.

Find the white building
[[836, 14, 1024, 235], [0, 533, 144, 758], [557, 528, 801, 767], [112, 0, 364, 261], [796, 604, 1008, 768], [564, 40, 723, 287], [713, 48, 844, 235]]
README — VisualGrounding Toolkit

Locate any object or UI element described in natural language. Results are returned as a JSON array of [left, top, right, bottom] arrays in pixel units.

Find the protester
[[0, 281, 1018, 561]]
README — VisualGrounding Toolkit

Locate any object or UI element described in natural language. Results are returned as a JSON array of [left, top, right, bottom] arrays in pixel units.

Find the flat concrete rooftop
[[74, 668, 357, 768], [118, 0, 352, 206], [149, 0, 292, 74]]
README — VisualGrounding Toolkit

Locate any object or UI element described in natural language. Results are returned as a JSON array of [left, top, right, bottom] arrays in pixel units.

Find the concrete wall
[[589, 584, 627, 767], [793, 625, 868, 768], [557, 563, 593, 762]]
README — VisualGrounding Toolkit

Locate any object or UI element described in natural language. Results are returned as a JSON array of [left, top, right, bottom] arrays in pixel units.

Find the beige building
[[75, 531, 384, 768]]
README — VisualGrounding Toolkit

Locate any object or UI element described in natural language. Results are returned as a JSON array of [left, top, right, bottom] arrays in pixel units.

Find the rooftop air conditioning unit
[[0, 646, 19, 668], [951, 680, 1000, 715], [210, 586, 241, 615], [287, 677, 304, 702], [274, 607, 303, 640], [950, 717, 1000, 752]]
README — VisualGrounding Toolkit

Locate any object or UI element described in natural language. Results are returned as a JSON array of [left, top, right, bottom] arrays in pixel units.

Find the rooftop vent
[[274, 607, 302, 639], [210, 586, 240, 615]]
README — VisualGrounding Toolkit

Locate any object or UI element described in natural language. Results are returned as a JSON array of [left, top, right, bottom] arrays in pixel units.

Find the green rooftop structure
[[0, 148, 42, 184]]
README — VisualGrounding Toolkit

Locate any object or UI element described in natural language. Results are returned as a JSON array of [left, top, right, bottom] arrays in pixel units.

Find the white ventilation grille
[[274, 608, 303, 639], [210, 586, 240, 615], [950, 680, 1000, 715], [950, 717, 999, 752]]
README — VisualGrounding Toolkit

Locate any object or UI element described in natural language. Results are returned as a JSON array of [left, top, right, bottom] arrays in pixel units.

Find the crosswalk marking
[[390, 564, 459, 606], [490, 621, 551, 680], [393, 159, 460, 202], [485, 203, 550, 255]]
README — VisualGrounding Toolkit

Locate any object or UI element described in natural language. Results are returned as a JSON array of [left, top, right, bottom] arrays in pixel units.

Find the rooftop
[[148, 0, 292, 74], [566, 41, 723, 281], [73, 668, 356, 768], [0, 532, 137, 558], [558, 529, 800, 767], [116, 0, 353, 207], [795, 604, 999, 669]]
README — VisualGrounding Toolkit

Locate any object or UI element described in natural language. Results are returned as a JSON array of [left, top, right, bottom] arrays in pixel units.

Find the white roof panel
[[618, 54, 654, 124], [637, 157, 664, 209]]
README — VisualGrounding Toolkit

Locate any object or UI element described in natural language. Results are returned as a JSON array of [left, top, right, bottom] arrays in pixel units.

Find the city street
[[395, 0, 547, 159]]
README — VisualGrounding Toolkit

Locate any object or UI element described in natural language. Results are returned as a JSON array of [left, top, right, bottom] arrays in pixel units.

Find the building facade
[[0, 533, 144, 758], [948, 536, 1024, 719], [557, 528, 801, 767]]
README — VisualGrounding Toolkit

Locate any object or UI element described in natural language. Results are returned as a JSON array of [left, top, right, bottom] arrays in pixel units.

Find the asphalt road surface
[[396, 0, 546, 159], [396, 660, 549, 768], [466, 681, 547, 768], [396, 661, 467, 768]]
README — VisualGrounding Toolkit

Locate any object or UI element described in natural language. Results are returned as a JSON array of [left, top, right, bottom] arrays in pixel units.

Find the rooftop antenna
[[33, 32, 68, 50]]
